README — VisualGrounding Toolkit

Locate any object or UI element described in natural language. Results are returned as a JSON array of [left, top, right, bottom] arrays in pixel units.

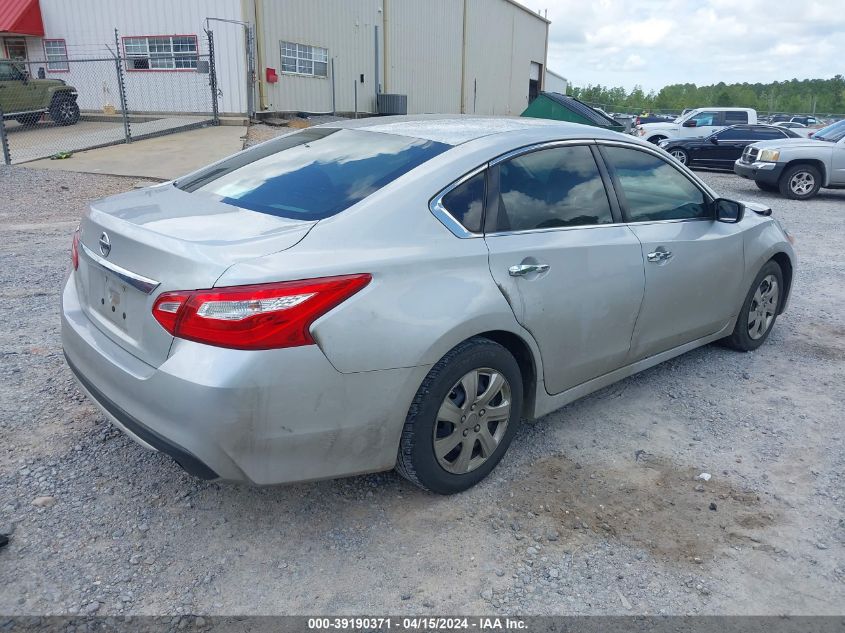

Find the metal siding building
[[255, 0, 550, 116], [255, 0, 382, 115], [2, 0, 549, 117], [1, 0, 248, 115], [545, 69, 568, 95]]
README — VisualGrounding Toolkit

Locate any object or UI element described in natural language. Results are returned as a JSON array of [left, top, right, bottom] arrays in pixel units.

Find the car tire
[[669, 148, 690, 166], [723, 260, 784, 352], [50, 98, 80, 126], [755, 181, 778, 192], [396, 337, 523, 494], [647, 135, 667, 144], [778, 163, 821, 200], [15, 113, 42, 127]]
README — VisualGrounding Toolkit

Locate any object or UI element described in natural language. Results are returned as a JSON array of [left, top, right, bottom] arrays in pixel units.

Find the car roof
[[317, 115, 626, 146]]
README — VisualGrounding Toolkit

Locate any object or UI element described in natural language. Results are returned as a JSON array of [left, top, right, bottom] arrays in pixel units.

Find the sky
[[543, 0, 845, 92]]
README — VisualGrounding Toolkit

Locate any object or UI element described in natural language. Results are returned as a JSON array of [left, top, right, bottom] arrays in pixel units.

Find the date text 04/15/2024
[[307, 617, 527, 630]]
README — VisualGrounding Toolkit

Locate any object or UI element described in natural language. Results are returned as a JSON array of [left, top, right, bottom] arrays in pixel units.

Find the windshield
[[178, 128, 450, 220], [812, 120, 845, 142]]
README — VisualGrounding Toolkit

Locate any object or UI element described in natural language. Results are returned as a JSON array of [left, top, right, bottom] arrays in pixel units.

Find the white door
[[680, 110, 721, 139]]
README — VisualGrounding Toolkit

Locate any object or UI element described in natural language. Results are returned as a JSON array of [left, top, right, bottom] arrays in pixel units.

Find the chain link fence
[[0, 29, 221, 165]]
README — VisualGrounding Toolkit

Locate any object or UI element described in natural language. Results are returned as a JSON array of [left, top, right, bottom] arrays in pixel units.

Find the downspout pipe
[[254, 0, 268, 111]]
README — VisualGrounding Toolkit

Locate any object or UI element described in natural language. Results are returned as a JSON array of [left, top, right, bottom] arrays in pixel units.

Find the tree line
[[568, 75, 845, 115]]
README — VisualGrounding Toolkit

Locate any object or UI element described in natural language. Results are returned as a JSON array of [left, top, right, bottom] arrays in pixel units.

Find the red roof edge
[[0, 0, 45, 37]]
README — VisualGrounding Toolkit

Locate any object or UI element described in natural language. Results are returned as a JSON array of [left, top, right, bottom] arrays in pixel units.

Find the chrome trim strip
[[79, 243, 160, 295], [430, 137, 720, 239], [486, 222, 624, 237], [489, 138, 595, 166]]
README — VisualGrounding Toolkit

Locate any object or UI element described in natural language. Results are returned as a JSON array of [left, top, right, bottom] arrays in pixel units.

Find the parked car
[[789, 116, 819, 126], [635, 108, 758, 143], [734, 119, 845, 199], [658, 124, 800, 169], [634, 113, 673, 127], [0, 60, 80, 126], [774, 121, 813, 138], [767, 114, 792, 124], [62, 117, 796, 494]]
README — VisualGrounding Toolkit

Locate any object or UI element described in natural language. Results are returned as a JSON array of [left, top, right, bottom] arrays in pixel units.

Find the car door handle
[[508, 263, 550, 276], [647, 250, 673, 263]]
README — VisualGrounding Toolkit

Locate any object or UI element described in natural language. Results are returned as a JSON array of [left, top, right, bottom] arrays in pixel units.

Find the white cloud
[[544, 0, 845, 91]]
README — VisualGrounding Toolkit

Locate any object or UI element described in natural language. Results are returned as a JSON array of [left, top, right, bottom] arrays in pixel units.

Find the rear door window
[[725, 111, 749, 124], [753, 127, 789, 139], [490, 145, 613, 232], [178, 128, 450, 220]]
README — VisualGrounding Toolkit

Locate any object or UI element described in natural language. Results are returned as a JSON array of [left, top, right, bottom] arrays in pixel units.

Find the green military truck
[[0, 60, 80, 127]]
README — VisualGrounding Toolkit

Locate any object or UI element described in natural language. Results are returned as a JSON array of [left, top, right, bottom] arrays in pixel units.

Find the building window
[[44, 39, 69, 72], [3, 37, 28, 61], [281, 41, 328, 77], [123, 35, 198, 71]]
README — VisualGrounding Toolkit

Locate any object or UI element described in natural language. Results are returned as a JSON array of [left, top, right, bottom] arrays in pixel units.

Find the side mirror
[[714, 198, 745, 223], [683, 120, 698, 128], [709, 136, 719, 144]]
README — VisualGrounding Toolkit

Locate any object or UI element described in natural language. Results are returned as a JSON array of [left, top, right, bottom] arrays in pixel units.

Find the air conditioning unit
[[377, 93, 408, 115]]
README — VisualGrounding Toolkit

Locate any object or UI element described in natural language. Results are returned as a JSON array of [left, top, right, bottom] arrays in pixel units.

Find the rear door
[[482, 142, 645, 394], [599, 144, 745, 361]]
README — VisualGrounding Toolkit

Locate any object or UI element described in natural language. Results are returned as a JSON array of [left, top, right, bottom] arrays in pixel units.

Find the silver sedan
[[61, 116, 796, 494]]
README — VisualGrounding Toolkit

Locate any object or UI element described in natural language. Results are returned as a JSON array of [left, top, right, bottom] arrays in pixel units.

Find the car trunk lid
[[75, 183, 315, 367]]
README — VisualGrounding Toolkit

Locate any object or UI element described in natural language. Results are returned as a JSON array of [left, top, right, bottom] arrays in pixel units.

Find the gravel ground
[[0, 153, 843, 617]]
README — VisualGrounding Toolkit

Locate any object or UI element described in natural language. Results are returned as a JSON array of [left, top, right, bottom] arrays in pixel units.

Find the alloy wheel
[[670, 149, 688, 165], [747, 274, 779, 340], [789, 171, 815, 196], [433, 367, 512, 474], [58, 102, 75, 122]]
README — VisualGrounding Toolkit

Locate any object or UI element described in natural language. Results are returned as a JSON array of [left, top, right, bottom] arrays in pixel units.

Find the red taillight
[[152, 274, 372, 350], [71, 230, 80, 270]]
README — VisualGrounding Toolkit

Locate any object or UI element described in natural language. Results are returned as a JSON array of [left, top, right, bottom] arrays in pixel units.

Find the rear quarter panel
[[213, 135, 544, 376]]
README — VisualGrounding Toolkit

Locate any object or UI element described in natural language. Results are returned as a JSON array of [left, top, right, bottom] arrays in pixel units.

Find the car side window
[[690, 111, 719, 126], [715, 128, 747, 140], [603, 146, 710, 223], [725, 111, 749, 124], [490, 145, 613, 232], [0, 62, 21, 81], [755, 128, 788, 139], [440, 171, 485, 233]]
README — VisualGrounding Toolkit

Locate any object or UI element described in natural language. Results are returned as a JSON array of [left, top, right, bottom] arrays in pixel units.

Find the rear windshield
[[177, 128, 450, 220]]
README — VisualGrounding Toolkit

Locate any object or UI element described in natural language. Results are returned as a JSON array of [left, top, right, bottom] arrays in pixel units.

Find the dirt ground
[[0, 150, 843, 616]]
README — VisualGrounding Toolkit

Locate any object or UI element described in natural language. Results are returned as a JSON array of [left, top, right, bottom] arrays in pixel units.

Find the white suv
[[635, 108, 758, 144]]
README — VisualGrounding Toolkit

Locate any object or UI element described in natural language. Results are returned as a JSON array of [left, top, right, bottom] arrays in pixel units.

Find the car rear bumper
[[734, 160, 784, 185], [61, 274, 428, 485]]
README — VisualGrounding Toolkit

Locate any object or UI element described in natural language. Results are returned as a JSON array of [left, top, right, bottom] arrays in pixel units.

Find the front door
[[680, 110, 721, 139], [599, 144, 745, 360], [483, 143, 645, 394]]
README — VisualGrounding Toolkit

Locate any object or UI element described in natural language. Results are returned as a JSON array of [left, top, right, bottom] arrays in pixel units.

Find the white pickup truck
[[635, 107, 758, 144]]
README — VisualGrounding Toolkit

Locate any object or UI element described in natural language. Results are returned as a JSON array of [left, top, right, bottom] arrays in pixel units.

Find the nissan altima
[[61, 116, 796, 494]]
